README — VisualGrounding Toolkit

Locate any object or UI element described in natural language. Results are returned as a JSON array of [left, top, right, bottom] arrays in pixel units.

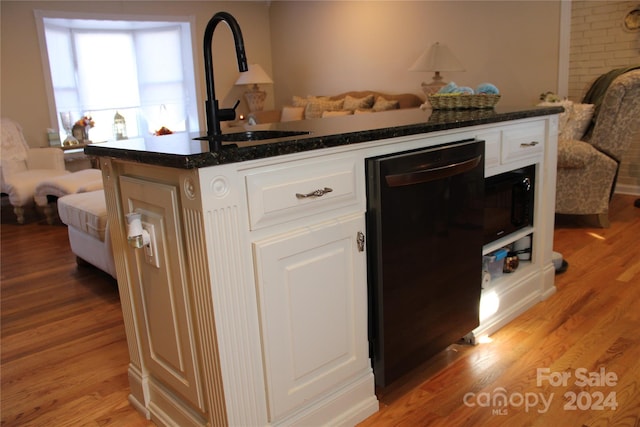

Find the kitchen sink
[[195, 130, 311, 142]]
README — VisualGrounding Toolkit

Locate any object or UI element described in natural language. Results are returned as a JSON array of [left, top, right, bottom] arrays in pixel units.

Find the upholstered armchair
[[555, 69, 640, 227], [1, 117, 69, 223]]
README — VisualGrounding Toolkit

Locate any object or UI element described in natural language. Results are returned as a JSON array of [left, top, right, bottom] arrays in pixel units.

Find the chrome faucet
[[203, 11, 248, 150]]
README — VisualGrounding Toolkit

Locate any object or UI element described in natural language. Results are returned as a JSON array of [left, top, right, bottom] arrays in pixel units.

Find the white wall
[[269, 1, 561, 108]]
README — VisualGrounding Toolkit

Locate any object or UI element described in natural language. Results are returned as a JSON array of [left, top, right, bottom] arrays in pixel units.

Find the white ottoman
[[57, 190, 116, 278], [34, 169, 104, 224]]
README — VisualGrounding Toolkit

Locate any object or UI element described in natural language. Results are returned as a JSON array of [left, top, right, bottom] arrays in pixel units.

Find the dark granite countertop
[[85, 105, 563, 169]]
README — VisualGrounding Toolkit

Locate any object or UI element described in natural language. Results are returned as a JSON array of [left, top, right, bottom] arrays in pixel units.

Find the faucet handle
[[218, 99, 241, 122]]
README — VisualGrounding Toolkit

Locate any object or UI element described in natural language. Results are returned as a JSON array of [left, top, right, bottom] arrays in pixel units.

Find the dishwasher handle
[[385, 154, 482, 187]]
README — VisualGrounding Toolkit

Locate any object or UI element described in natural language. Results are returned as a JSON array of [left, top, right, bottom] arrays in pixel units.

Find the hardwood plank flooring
[[1, 202, 153, 427], [359, 194, 640, 427], [1, 195, 638, 426]]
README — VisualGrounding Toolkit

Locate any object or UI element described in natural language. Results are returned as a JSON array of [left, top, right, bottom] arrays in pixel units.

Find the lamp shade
[[235, 64, 273, 86], [409, 42, 465, 73]]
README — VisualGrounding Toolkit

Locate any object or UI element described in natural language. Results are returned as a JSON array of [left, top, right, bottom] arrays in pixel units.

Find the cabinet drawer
[[246, 157, 360, 230], [501, 122, 545, 164]]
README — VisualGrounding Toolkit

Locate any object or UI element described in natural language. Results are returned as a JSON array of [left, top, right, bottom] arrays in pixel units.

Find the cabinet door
[[253, 213, 369, 421], [120, 176, 205, 411]]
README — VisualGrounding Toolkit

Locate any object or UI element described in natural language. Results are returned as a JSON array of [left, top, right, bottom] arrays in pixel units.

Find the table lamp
[[409, 42, 465, 97], [235, 64, 273, 112]]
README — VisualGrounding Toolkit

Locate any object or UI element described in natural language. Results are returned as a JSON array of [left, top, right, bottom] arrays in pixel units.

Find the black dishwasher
[[366, 139, 485, 387]]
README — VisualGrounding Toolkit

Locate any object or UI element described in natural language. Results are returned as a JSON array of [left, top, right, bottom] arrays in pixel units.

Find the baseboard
[[615, 183, 640, 196], [272, 370, 378, 427], [128, 365, 151, 420], [147, 378, 207, 427]]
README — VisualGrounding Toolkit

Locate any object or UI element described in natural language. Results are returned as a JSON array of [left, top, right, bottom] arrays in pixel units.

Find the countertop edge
[[85, 106, 563, 169]]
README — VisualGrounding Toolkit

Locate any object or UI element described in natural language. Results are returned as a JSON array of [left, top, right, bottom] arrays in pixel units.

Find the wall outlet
[[141, 221, 160, 268]]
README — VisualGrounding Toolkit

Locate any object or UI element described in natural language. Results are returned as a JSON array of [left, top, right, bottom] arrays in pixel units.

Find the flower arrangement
[[539, 91, 561, 103], [154, 126, 173, 136], [75, 115, 95, 128], [72, 115, 94, 143]]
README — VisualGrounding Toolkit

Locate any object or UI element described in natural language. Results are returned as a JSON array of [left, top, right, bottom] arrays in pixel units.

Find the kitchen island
[[86, 104, 562, 427]]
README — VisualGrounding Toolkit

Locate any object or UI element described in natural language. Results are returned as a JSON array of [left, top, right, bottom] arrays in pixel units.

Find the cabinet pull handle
[[520, 141, 540, 147], [295, 187, 333, 199], [357, 231, 365, 252]]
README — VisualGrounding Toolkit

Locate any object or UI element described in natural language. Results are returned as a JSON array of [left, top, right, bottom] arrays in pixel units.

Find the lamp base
[[420, 72, 448, 108], [421, 80, 447, 96], [244, 89, 267, 112]]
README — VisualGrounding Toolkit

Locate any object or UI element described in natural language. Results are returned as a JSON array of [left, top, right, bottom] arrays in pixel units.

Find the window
[[37, 12, 199, 142]]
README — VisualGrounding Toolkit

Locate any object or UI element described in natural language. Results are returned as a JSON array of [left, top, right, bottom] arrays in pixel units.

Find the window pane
[[136, 27, 187, 132], [74, 31, 140, 110], [40, 15, 199, 140], [136, 28, 183, 84], [44, 27, 76, 88]]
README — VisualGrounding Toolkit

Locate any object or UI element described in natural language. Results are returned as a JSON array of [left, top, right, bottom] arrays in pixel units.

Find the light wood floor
[[1, 195, 639, 426]]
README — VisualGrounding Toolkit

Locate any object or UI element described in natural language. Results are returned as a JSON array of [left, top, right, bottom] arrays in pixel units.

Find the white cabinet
[[478, 120, 545, 178], [245, 157, 360, 230], [501, 121, 545, 164], [253, 214, 369, 421], [118, 174, 207, 426], [474, 118, 557, 339], [100, 113, 558, 427], [244, 152, 374, 424]]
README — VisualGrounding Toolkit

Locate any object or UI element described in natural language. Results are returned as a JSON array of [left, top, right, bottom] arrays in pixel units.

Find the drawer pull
[[295, 187, 333, 199], [357, 231, 365, 252], [520, 141, 540, 147]]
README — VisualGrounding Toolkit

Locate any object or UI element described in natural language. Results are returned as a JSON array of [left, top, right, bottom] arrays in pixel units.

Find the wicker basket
[[428, 94, 501, 110]]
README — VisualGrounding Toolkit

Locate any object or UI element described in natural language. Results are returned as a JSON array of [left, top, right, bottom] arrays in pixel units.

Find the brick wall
[[569, 1, 640, 193]]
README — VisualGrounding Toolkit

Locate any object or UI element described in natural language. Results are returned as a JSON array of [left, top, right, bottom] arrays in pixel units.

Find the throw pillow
[[292, 95, 329, 108], [372, 96, 399, 112], [343, 94, 375, 111], [292, 95, 308, 108], [354, 108, 374, 114], [321, 110, 353, 118], [538, 99, 573, 138], [304, 98, 345, 119], [281, 106, 305, 122], [560, 103, 594, 141]]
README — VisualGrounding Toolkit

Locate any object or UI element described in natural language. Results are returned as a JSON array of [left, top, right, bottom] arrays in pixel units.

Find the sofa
[[248, 90, 423, 124], [554, 68, 640, 227]]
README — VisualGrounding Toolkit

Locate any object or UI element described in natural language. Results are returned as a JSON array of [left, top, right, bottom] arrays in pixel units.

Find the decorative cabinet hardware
[[520, 141, 540, 147], [295, 187, 334, 199], [357, 231, 365, 252]]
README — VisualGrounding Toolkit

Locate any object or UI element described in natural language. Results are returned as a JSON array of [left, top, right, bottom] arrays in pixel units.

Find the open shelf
[[482, 226, 534, 255]]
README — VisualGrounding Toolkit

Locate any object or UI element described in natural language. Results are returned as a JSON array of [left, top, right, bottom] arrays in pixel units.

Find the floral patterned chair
[[555, 69, 640, 227]]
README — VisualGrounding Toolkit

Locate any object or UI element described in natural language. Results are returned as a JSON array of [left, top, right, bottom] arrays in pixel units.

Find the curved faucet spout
[[203, 11, 249, 148]]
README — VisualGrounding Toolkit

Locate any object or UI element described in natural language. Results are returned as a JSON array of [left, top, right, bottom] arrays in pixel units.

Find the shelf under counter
[[483, 226, 535, 256]]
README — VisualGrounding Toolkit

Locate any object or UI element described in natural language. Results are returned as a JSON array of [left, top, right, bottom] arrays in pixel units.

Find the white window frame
[[34, 9, 200, 140]]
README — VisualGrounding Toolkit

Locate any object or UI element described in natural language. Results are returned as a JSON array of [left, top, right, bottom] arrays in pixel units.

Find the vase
[[60, 112, 78, 146]]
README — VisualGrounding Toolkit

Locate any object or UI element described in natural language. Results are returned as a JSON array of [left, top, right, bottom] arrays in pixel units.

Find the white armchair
[[1, 117, 69, 223]]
